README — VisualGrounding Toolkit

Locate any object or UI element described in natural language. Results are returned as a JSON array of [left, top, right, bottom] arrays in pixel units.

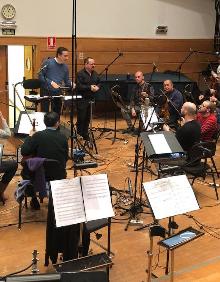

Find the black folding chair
[[182, 142, 219, 200]]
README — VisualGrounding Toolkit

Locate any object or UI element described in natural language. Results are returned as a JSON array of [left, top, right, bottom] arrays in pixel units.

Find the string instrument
[[157, 91, 170, 122], [32, 118, 36, 131]]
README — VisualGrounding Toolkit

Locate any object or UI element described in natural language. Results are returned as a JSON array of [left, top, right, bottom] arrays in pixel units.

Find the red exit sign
[[47, 37, 56, 49]]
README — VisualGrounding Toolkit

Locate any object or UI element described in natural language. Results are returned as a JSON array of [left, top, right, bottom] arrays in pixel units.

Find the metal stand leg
[[106, 109, 125, 144], [85, 101, 98, 154], [146, 225, 166, 281], [170, 250, 175, 282]]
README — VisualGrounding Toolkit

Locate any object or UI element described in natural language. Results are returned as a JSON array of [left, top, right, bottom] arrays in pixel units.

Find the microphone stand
[[98, 52, 123, 137], [99, 52, 123, 78], [176, 49, 195, 82], [13, 82, 33, 128]]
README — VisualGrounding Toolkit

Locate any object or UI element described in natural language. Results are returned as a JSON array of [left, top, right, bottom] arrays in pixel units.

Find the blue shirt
[[39, 58, 71, 94]]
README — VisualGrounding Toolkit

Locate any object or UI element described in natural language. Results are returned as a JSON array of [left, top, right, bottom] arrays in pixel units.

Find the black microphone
[[117, 48, 123, 56], [153, 62, 158, 72], [38, 64, 48, 74], [111, 84, 120, 91]]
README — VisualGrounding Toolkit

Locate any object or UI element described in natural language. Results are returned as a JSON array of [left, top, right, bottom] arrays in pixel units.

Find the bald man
[[121, 71, 154, 133], [164, 102, 201, 151]]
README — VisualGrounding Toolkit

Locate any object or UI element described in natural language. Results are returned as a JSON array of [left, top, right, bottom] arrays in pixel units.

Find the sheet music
[[141, 107, 159, 131], [148, 133, 172, 154], [51, 178, 86, 227], [18, 112, 46, 134], [81, 174, 115, 222], [143, 175, 199, 220]]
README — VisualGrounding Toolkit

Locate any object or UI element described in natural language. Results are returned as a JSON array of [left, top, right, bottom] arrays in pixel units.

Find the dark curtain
[[214, 0, 220, 52]]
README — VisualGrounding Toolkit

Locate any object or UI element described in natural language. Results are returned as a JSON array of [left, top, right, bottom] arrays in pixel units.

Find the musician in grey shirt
[[121, 71, 154, 133]]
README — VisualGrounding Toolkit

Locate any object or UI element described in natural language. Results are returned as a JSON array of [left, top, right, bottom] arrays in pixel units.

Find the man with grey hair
[[164, 102, 201, 151]]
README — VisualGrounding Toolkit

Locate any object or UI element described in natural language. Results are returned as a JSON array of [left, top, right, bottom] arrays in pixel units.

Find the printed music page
[[143, 175, 199, 220], [148, 133, 172, 154], [51, 177, 86, 227], [18, 112, 46, 134], [80, 174, 115, 222]]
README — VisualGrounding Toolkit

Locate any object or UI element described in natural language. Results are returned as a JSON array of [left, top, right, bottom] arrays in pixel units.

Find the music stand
[[143, 175, 200, 281], [106, 86, 126, 144], [14, 111, 46, 135]]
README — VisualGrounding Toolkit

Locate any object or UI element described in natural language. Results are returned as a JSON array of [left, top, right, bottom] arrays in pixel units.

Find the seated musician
[[21, 111, 68, 209], [121, 71, 154, 133], [197, 100, 218, 141], [163, 102, 201, 152], [38, 47, 72, 115], [163, 80, 183, 128], [0, 112, 18, 204]]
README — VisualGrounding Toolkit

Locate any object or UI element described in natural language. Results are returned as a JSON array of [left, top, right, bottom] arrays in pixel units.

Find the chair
[[23, 79, 41, 111], [181, 142, 219, 200], [200, 141, 219, 178], [18, 158, 65, 229]]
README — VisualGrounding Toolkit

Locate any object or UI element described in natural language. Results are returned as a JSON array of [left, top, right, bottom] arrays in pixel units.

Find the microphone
[[111, 84, 120, 91], [117, 48, 123, 56], [153, 62, 158, 72], [128, 178, 133, 197], [38, 64, 48, 74], [144, 97, 150, 120], [192, 49, 219, 56]]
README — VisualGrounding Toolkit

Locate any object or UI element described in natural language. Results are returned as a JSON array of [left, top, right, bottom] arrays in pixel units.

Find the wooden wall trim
[[0, 37, 216, 83]]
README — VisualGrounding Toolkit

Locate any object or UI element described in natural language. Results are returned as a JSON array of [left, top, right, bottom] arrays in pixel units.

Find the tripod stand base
[[106, 135, 125, 145]]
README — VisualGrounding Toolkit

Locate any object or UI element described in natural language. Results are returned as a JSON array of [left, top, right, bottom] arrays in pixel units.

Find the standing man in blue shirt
[[39, 47, 71, 115]]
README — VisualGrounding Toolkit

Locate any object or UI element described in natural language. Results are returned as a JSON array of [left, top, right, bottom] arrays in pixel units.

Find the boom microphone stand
[[176, 49, 195, 82], [107, 86, 126, 144], [98, 51, 123, 138]]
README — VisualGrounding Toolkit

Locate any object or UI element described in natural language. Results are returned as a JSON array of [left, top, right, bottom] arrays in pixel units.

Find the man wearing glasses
[[197, 100, 217, 141]]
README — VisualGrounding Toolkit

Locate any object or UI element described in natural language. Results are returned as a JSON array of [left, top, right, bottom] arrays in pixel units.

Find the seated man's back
[[21, 112, 68, 176]]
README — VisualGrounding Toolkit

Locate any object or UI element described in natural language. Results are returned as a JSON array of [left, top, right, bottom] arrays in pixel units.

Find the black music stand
[[106, 87, 126, 144]]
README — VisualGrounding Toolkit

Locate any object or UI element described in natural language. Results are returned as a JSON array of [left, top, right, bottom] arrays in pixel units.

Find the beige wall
[[0, 0, 215, 38]]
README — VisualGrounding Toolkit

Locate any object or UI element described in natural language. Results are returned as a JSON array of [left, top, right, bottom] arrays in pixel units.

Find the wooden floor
[[1, 114, 220, 282]]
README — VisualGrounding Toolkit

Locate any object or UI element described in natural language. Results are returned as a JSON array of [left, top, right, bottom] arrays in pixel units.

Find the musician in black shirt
[[164, 102, 201, 152], [76, 57, 100, 140]]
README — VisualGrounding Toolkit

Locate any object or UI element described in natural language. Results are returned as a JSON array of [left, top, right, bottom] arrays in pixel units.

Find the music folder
[[50, 174, 114, 228], [141, 131, 185, 161]]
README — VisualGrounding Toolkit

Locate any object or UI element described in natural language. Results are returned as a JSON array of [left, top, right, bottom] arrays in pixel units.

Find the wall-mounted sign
[[2, 28, 15, 35], [47, 37, 56, 49]]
